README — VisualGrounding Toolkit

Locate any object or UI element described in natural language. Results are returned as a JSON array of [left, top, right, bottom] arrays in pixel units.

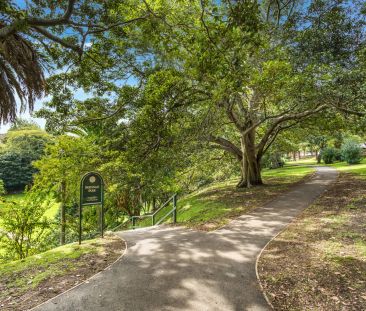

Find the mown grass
[[288, 157, 366, 177]]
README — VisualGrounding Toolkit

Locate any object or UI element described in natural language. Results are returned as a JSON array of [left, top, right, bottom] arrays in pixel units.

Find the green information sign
[[81, 172, 103, 205], [79, 172, 105, 244]]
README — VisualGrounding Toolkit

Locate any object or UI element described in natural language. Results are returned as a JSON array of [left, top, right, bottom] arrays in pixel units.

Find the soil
[[258, 173, 366, 311], [0, 236, 125, 311]]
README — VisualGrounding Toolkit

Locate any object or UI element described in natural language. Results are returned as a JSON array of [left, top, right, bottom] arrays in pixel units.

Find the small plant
[[341, 139, 363, 164], [321, 147, 337, 164]]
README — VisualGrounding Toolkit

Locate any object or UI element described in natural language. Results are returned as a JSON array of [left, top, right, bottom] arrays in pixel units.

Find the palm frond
[[0, 29, 45, 124]]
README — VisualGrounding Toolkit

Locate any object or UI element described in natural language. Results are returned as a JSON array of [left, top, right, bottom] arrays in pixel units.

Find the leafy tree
[[33, 135, 98, 244], [0, 194, 51, 260], [0, 124, 51, 191], [0, 151, 35, 191]]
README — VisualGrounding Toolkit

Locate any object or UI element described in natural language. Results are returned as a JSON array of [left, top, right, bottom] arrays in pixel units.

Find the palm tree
[[0, 31, 45, 124]]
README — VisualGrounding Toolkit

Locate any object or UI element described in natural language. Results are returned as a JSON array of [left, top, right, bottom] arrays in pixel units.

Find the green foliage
[[0, 180, 5, 196], [32, 135, 99, 243], [0, 151, 36, 191], [0, 194, 52, 260], [321, 147, 338, 164], [0, 124, 52, 191], [261, 152, 285, 169], [341, 139, 363, 164]]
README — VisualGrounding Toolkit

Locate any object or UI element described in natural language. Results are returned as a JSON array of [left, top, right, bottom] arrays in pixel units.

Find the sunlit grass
[[288, 157, 366, 177], [0, 238, 113, 301], [176, 164, 315, 229]]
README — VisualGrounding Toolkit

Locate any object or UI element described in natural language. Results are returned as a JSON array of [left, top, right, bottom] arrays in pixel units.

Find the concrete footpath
[[34, 167, 337, 311]]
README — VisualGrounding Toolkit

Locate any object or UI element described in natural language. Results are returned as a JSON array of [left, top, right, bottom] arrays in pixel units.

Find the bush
[[262, 152, 285, 169], [321, 147, 337, 164], [0, 195, 52, 260], [341, 140, 363, 164], [0, 179, 5, 196]]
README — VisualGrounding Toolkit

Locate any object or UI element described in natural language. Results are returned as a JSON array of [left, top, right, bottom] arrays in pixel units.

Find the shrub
[[341, 140, 363, 164], [0, 179, 5, 196], [0, 195, 52, 260], [261, 152, 285, 169], [321, 147, 337, 164]]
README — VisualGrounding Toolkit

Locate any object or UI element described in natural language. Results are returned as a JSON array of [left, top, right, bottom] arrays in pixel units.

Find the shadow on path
[[34, 167, 337, 311]]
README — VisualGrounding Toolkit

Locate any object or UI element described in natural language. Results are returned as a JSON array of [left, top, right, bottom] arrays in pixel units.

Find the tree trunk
[[237, 131, 263, 188], [60, 180, 66, 245]]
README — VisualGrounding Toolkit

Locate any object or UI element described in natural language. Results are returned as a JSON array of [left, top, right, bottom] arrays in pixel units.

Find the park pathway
[[33, 167, 337, 311]]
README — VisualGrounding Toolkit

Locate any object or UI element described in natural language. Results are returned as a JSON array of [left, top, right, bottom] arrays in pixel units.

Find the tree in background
[[0, 120, 51, 191]]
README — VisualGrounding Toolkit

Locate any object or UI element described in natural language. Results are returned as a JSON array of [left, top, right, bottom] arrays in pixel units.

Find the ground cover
[[176, 164, 315, 230], [0, 236, 124, 311], [258, 161, 366, 310]]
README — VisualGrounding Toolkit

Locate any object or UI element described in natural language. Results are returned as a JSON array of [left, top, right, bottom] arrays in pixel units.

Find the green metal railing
[[131, 194, 177, 229]]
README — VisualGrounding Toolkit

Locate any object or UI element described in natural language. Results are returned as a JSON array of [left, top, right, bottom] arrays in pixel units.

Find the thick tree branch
[[208, 135, 242, 160], [256, 104, 328, 155]]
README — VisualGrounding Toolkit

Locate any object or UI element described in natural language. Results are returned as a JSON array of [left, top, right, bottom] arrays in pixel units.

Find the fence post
[[172, 194, 177, 224], [132, 217, 135, 229], [152, 214, 155, 226]]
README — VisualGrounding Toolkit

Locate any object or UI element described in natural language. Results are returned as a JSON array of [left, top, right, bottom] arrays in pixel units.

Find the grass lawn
[[258, 159, 366, 310], [0, 236, 124, 311], [288, 157, 366, 176]]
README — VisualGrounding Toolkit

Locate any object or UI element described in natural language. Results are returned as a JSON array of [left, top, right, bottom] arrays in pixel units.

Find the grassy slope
[[177, 165, 314, 230], [258, 158, 366, 310], [0, 237, 123, 311], [1, 238, 112, 298], [129, 165, 314, 230]]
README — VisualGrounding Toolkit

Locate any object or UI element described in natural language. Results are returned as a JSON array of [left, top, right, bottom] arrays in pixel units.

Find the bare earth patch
[[258, 173, 366, 311], [0, 236, 125, 311]]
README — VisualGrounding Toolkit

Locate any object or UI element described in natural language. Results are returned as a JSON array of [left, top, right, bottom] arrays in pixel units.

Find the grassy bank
[[0, 236, 124, 311], [258, 160, 366, 310], [129, 164, 315, 231], [176, 164, 315, 230]]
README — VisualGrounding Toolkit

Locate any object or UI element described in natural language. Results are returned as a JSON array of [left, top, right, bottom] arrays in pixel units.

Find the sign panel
[[81, 172, 103, 206]]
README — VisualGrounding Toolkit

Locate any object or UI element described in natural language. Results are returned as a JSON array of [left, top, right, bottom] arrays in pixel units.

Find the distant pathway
[[34, 167, 337, 311]]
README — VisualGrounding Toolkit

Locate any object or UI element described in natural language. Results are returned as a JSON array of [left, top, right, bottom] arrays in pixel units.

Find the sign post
[[79, 172, 104, 244]]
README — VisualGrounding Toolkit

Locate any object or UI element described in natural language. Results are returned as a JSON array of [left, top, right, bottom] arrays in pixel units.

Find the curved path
[[34, 167, 337, 311]]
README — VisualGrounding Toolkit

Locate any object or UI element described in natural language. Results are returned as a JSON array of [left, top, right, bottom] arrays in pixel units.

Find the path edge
[[255, 166, 338, 311], [28, 234, 128, 311]]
